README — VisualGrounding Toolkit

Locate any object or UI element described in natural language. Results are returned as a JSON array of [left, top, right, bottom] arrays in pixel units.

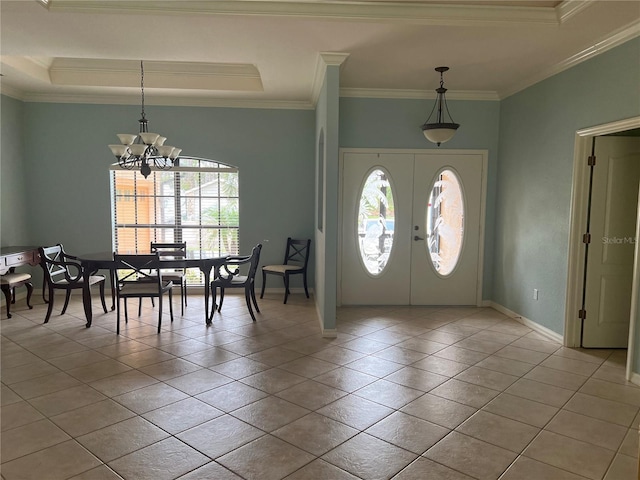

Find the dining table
[[75, 251, 228, 328]]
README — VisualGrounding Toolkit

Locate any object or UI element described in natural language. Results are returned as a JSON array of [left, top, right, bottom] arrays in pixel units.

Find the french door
[[339, 150, 486, 306]]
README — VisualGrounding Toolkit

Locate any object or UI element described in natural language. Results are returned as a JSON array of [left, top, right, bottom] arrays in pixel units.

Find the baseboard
[[490, 301, 564, 344], [630, 372, 640, 387], [321, 328, 338, 338]]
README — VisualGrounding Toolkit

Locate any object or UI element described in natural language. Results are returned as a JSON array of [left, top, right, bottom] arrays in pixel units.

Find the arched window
[[110, 157, 239, 285]]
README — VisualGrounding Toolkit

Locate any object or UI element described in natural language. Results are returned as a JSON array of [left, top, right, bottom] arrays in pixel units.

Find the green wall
[[494, 37, 640, 336], [1, 95, 29, 246], [12, 101, 316, 289]]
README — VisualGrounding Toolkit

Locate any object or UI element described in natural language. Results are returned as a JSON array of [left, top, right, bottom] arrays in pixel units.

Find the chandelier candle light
[[108, 61, 182, 178], [421, 66, 460, 146]]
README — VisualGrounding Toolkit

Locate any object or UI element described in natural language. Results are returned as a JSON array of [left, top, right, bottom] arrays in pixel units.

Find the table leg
[[83, 274, 93, 328], [203, 267, 212, 325]]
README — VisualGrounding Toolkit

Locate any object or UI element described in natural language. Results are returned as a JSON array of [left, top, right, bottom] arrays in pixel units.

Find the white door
[[339, 150, 485, 306], [583, 137, 640, 348]]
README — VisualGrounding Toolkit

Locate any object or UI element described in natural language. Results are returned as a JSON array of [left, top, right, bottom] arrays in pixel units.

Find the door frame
[[565, 117, 640, 365], [337, 148, 488, 306]]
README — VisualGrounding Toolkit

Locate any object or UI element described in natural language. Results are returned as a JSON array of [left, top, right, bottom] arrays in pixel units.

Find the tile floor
[[1, 292, 639, 480]]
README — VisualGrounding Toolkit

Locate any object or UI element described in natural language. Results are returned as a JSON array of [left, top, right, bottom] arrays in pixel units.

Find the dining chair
[[114, 253, 174, 334], [210, 244, 262, 322], [260, 238, 311, 304], [1, 270, 34, 318], [150, 242, 188, 315], [39, 244, 108, 324]]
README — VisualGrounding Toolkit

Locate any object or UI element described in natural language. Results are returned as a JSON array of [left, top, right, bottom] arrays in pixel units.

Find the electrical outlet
[[533, 288, 539, 300]]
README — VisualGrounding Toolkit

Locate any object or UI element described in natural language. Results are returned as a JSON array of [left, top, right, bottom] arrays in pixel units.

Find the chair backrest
[[113, 253, 163, 290], [39, 244, 83, 285], [150, 242, 187, 259], [283, 238, 311, 270], [219, 244, 262, 286]]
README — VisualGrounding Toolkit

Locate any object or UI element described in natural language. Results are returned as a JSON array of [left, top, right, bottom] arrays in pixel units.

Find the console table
[[0, 246, 40, 275]]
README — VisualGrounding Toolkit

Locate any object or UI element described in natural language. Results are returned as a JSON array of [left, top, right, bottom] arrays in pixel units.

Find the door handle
[[414, 235, 424, 241]]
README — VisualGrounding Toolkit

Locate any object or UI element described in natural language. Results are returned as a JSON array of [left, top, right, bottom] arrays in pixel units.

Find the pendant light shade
[[421, 66, 460, 146]]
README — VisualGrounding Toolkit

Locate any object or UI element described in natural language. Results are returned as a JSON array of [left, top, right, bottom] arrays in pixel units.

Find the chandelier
[[421, 66, 460, 146], [108, 61, 182, 178]]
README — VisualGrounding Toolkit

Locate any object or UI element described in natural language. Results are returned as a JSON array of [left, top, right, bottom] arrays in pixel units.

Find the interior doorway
[[565, 118, 640, 365]]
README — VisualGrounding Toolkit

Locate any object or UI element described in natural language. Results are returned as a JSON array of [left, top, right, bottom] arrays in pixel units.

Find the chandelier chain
[[140, 60, 146, 120]]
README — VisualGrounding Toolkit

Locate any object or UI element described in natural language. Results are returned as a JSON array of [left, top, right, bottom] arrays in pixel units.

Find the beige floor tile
[[418, 330, 466, 345], [239, 367, 307, 394], [68, 465, 125, 480], [412, 355, 469, 377], [317, 394, 394, 430], [524, 430, 616, 480], [195, 380, 269, 412], [1, 400, 45, 431], [454, 338, 504, 355], [345, 355, 404, 377], [619, 428, 639, 458], [50, 398, 136, 437], [482, 393, 558, 428], [394, 338, 449, 355], [9, 371, 82, 399], [138, 357, 202, 381], [322, 432, 418, 479], [1, 440, 102, 480], [1, 384, 23, 406], [553, 347, 611, 365], [142, 396, 223, 434], [232, 395, 310, 431], [177, 414, 264, 458], [310, 346, 367, 365], [580, 378, 640, 407], [337, 337, 390, 354], [156, 338, 211, 356], [546, 410, 628, 451], [474, 355, 535, 377], [108, 437, 209, 480], [433, 346, 489, 365], [385, 366, 449, 392], [112, 382, 189, 414], [181, 346, 240, 367], [76, 416, 169, 462], [401, 393, 477, 429], [164, 368, 231, 395], [354, 379, 424, 409], [424, 431, 517, 480], [284, 459, 360, 480], [88, 369, 159, 397], [1, 418, 71, 462], [278, 356, 339, 377], [430, 378, 500, 408], [67, 358, 133, 383], [313, 366, 378, 392], [273, 412, 358, 455], [454, 366, 519, 391], [541, 354, 601, 377], [505, 378, 574, 407], [218, 434, 315, 480], [27, 384, 107, 417], [500, 456, 590, 480], [176, 461, 243, 479], [246, 346, 305, 366], [1, 359, 60, 384], [209, 356, 270, 379], [592, 364, 639, 386], [372, 345, 429, 365], [392, 457, 476, 479], [604, 454, 638, 480], [511, 337, 560, 354], [524, 365, 589, 391], [494, 345, 551, 365], [115, 347, 176, 368], [276, 379, 347, 410], [365, 411, 450, 454], [563, 392, 639, 427], [456, 410, 539, 453]]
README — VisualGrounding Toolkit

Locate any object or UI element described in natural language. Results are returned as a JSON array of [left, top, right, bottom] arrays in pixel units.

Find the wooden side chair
[[1, 271, 33, 318], [39, 244, 108, 324], [211, 244, 262, 322], [261, 238, 311, 304], [114, 253, 174, 334], [151, 242, 188, 315]]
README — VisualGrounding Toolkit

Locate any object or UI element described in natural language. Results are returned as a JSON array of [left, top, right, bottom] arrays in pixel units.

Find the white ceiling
[[1, 0, 639, 109]]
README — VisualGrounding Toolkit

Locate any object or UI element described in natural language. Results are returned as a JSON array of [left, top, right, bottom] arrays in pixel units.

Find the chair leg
[[116, 296, 121, 334], [25, 282, 33, 310], [209, 285, 217, 321], [245, 287, 257, 322], [303, 273, 309, 298], [250, 285, 260, 313], [169, 290, 174, 323], [157, 295, 163, 333], [124, 299, 129, 323], [218, 288, 225, 312], [43, 285, 55, 323], [260, 270, 266, 299], [283, 274, 290, 304], [184, 282, 188, 307], [11, 286, 16, 304], [99, 282, 108, 313], [180, 284, 184, 316], [1, 285, 12, 318], [60, 290, 72, 315], [138, 298, 142, 316]]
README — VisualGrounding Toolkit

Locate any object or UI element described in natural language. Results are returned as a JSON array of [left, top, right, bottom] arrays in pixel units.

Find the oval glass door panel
[[357, 168, 396, 275], [426, 168, 465, 276]]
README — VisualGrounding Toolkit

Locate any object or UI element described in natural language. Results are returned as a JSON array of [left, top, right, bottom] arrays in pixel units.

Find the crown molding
[[556, 0, 596, 23], [10, 91, 313, 110], [0, 83, 26, 101], [340, 87, 499, 101], [46, 0, 560, 26], [311, 52, 350, 106], [500, 19, 640, 99]]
